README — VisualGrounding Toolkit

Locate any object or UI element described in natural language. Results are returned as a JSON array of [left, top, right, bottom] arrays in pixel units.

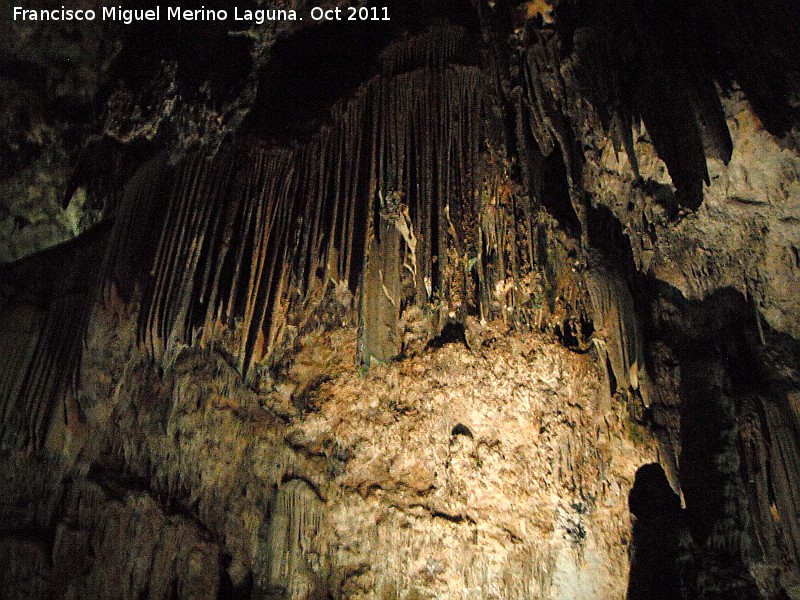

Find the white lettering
[[234, 8, 297, 23], [310, 7, 341, 21], [12, 7, 96, 21], [167, 7, 227, 21]]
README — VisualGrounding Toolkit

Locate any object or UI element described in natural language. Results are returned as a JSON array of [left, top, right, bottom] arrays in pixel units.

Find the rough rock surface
[[2, 1, 800, 598], [2, 287, 654, 599], [0, 2, 111, 262]]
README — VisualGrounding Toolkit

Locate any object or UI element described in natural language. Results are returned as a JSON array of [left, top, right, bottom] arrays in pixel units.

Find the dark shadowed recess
[[539, 145, 581, 237], [585, 204, 636, 278], [627, 463, 684, 600], [426, 321, 469, 349], [242, 0, 481, 141], [638, 281, 800, 597], [102, 0, 255, 102]]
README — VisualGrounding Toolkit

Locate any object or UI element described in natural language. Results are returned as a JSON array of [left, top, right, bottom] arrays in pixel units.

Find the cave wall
[[1, 0, 800, 598], [2, 288, 657, 598]]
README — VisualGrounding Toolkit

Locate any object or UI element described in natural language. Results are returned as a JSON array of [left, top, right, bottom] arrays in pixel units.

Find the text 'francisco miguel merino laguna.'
[[12, 5, 391, 24]]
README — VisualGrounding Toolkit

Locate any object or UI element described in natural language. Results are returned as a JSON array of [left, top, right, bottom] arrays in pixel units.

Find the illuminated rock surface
[[1, 1, 799, 598]]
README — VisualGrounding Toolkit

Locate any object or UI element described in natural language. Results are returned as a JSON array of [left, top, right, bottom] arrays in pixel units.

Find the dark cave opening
[[650, 285, 757, 548], [538, 146, 581, 237], [640, 281, 800, 596], [627, 462, 684, 600], [217, 553, 253, 600], [585, 204, 636, 278]]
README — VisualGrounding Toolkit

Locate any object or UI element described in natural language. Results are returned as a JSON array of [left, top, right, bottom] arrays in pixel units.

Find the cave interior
[[1, 0, 800, 598]]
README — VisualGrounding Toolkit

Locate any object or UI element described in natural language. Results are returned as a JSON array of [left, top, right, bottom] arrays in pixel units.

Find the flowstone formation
[[1, 1, 799, 598]]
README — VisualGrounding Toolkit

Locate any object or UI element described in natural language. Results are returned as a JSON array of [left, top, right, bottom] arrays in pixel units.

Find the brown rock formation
[[1, 1, 799, 598]]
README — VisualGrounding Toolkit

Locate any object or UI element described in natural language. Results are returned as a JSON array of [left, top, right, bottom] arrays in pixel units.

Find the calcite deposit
[[1, 0, 799, 598]]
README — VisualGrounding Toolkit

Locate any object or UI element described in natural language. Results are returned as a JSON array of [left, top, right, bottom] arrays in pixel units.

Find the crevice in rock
[[427, 322, 468, 350]]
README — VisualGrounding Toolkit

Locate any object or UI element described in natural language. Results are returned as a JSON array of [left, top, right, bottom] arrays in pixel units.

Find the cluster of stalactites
[[1, 25, 538, 451], [512, 0, 795, 215], [131, 62, 493, 376], [377, 25, 475, 75], [255, 479, 325, 597], [0, 296, 86, 450]]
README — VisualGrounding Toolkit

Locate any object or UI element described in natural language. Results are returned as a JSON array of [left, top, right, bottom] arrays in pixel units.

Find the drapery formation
[[1, 24, 545, 450], [135, 64, 494, 375]]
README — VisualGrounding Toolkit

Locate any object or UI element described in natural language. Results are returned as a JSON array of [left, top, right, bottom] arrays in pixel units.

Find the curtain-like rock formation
[[1, 0, 799, 598]]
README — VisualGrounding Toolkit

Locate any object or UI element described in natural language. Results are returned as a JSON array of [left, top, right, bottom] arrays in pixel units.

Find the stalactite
[[1, 23, 543, 452], [99, 154, 167, 303], [242, 64, 494, 367], [585, 261, 651, 407], [0, 295, 87, 450], [237, 147, 295, 376], [0, 153, 172, 452], [255, 479, 325, 599], [137, 153, 235, 364]]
